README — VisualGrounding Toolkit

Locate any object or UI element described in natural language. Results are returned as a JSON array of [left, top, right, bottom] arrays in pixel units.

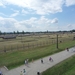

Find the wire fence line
[[0, 38, 73, 53]]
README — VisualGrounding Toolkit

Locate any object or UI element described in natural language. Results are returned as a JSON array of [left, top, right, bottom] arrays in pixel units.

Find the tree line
[[0, 29, 75, 35]]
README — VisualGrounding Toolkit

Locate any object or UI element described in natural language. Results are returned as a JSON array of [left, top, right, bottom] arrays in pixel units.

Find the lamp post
[[56, 34, 58, 49]]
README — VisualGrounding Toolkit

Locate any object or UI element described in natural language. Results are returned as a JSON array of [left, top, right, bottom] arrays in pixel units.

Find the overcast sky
[[0, 0, 75, 32]]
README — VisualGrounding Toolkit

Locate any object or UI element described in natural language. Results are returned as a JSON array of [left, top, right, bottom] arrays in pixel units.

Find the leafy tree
[[17, 31, 19, 34], [22, 31, 25, 34], [0, 31, 2, 35], [13, 31, 16, 34]]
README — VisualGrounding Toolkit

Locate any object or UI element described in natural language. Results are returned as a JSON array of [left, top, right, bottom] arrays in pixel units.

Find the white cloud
[[0, 0, 5, 7], [10, 9, 19, 17], [51, 18, 58, 24], [33, 0, 64, 15], [0, 0, 64, 15], [0, 17, 17, 32], [0, 16, 59, 32], [22, 9, 29, 15], [65, 0, 75, 6], [0, 16, 75, 32], [67, 24, 72, 27], [11, 9, 19, 12], [0, 12, 8, 17], [10, 12, 19, 17], [57, 24, 75, 31], [67, 24, 75, 30], [0, 2, 3, 6], [1, 0, 75, 15]]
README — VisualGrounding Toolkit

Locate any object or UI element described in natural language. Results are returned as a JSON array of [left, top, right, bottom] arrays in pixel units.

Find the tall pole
[[57, 34, 58, 49]]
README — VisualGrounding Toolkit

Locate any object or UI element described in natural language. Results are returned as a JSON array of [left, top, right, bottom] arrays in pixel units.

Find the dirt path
[[2, 47, 75, 75]]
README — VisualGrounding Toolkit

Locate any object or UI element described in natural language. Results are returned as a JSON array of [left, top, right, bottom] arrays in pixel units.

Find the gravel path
[[2, 47, 75, 75]]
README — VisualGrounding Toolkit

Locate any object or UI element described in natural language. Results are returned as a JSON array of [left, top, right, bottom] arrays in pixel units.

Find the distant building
[[0, 35, 16, 39]]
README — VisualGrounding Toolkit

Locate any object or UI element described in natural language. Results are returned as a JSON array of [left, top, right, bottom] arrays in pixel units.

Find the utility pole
[[56, 34, 58, 49]]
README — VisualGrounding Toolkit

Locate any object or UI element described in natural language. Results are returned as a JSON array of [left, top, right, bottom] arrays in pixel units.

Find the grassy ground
[[62, 65, 75, 75], [0, 33, 74, 52], [0, 40, 75, 69], [42, 54, 75, 75]]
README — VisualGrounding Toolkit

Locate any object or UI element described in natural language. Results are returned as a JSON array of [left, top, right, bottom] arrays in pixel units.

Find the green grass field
[[0, 39, 75, 69], [0, 33, 75, 70], [62, 65, 75, 75]]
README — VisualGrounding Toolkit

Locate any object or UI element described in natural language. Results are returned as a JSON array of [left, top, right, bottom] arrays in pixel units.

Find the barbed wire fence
[[0, 37, 74, 53]]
